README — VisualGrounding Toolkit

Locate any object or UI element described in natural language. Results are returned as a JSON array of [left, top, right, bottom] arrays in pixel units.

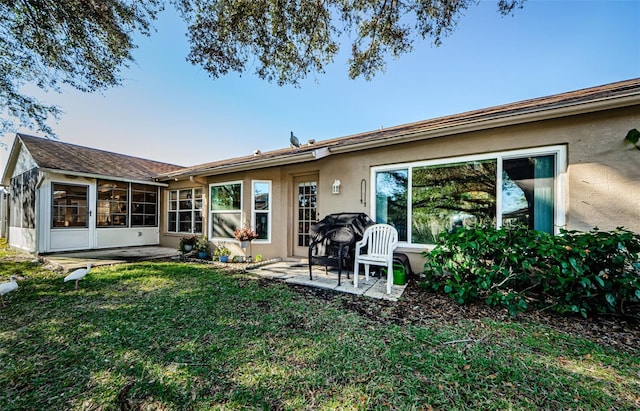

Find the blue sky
[[3, 0, 639, 167]]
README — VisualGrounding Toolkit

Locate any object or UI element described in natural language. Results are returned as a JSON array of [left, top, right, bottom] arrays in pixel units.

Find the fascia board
[[38, 168, 169, 187], [329, 94, 640, 155], [159, 151, 318, 181], [158, 91, 640, 180]]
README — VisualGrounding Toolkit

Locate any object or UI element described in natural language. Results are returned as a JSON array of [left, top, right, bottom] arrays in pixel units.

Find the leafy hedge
[[422, 226, 640, 317]]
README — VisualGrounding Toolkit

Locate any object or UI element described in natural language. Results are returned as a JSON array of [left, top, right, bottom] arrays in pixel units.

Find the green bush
[[423, 226, 640, 317]]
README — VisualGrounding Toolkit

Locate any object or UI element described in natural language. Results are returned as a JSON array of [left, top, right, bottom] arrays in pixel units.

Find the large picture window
[[376, 169, 408, 241], [167, 188, 203, 233], [210, 182, 242, 239], [52, 183, 88, 228], [252, 181, 271, 241], [372, 146, 566, 245]]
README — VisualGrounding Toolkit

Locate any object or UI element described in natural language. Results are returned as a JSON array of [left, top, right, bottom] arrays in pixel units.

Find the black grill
[[308, 213, 375, 285]]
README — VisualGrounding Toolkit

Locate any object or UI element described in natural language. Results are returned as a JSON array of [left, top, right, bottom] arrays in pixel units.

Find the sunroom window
[[131, 184, 158, 227], [372, 146, 565, 245], [97, 180, 159, 227], [210, 182, 242, 239], [97, 180, 128, 226]]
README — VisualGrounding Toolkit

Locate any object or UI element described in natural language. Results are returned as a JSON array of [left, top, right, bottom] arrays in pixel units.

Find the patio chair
[[353, 224, 398, 294]]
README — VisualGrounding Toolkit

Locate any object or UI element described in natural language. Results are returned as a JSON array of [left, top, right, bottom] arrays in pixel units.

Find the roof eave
[[39, 168, 169, 187], [329, 93, 640, 155], [157, 150, 322, 181], [154, 88, 640, 181]]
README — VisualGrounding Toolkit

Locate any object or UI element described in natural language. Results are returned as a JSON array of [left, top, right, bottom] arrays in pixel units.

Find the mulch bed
[[284, 277, 640, 355]]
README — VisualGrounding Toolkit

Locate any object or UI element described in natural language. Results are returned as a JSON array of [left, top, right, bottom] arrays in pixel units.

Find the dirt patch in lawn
[[283, 278, 640, 355]]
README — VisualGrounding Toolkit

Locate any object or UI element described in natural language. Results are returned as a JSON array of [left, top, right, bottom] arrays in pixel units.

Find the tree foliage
[[2, 0, 524, 138], [176, 0, 525, 86], [1, 0, 162, 137]]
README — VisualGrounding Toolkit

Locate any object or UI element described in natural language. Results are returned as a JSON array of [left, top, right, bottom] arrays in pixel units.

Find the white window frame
[[209, 181, 243, 241], [167, 187, 203, 234], [370, 145, 567, 247], [251, 180, 272, 243]]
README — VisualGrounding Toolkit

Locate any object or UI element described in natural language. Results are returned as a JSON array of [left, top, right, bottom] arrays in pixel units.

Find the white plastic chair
[[353, 224, 398, 294]]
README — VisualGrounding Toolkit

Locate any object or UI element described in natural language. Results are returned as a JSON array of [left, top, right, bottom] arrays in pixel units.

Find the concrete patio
[[40, 246, 407, 301], [247, 260, 406, 301]]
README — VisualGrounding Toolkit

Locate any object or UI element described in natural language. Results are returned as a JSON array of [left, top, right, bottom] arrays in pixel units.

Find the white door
[[48, 182, 95, 251]]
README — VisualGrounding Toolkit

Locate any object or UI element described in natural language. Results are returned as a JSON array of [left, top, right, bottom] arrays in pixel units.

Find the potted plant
[[179, 235, 198, 253], [214, 245, 231, 263], [196, 236, 210, 259], [233, 227, 259, 248]]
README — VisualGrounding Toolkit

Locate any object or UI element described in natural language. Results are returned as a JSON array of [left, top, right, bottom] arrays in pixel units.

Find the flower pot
[[184, 244, 193, 252], [198, 251, 208, 259], [219, 255, 229, 263], [240, 240, 250, 249]]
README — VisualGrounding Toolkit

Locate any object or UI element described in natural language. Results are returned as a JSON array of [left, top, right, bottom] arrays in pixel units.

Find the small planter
[[183, 244, 193, 252], [197, 251, 208, 259], [219, 255, 229, 263]]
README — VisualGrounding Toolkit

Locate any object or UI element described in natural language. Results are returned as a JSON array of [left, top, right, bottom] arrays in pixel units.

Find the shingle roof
[[158, 77, 640, 180], [18, 134, 184, 181]]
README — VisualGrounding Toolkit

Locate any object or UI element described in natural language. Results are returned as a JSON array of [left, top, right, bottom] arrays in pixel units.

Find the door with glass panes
[[293, 175, 318, 257]]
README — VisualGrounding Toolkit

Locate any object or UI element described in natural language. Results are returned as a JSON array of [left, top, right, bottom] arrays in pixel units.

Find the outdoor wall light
[[332, 179, 341, 194]]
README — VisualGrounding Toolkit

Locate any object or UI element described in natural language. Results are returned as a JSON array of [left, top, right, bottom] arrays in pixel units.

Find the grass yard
[[1, 255, 639, 410]]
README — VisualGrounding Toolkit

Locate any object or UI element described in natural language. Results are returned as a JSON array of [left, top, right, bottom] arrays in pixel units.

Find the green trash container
[[383, 263, 406, 285], [392, 263, 406, 285]]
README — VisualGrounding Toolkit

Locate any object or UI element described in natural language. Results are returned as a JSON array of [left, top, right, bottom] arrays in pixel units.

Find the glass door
[[293, 176, 318, 256]]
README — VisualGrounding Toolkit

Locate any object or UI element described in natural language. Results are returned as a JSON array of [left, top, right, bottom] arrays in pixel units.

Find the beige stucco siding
[[160, 104, 640, 272], [562, 107, 640, 232], [316, 106, 639, 234]]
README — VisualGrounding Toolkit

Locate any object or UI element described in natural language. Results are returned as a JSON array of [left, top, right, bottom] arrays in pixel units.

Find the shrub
[[423, 226, 640, 317]]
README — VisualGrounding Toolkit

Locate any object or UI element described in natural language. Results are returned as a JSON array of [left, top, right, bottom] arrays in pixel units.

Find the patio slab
[[247, 261, 406, 301]]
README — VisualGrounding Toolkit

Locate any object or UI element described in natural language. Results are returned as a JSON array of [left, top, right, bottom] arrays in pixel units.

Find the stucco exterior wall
[[160, 104, 640, 272]]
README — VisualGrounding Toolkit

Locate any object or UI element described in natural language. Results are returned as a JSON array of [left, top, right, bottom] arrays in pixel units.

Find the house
[[1, 135, 183, 253], [3, 79, 639, 272]]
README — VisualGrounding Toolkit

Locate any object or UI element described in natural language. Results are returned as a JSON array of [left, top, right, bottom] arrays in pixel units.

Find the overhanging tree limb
[[1, 0, 163, 138]]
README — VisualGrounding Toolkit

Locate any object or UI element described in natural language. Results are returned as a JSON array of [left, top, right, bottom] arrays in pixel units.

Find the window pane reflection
[[412, 160, 497, 244]]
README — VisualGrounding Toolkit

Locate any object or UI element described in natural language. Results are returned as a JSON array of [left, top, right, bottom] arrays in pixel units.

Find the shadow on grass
[[1, 261, 638, 410]]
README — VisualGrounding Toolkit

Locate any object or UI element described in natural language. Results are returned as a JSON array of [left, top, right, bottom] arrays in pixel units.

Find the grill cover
[[309, 213, 375, 246], [308, 213, 375, 280]]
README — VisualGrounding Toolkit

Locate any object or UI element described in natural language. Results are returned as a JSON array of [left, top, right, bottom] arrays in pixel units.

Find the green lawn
[[1, 257, 638, 410]]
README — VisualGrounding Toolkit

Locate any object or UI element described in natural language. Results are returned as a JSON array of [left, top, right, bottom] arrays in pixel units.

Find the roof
[[8, 134, 184, 184], [157, 77, 640, 181]]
